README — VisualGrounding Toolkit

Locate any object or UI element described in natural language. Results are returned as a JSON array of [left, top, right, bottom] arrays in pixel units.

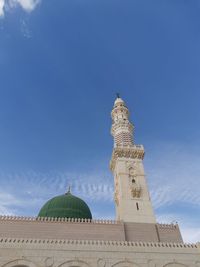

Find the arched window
[[163, 263, 188, 267], [111, 260, 141, 267], [2, 260, 37, 267], [58, 260, 90, 267]]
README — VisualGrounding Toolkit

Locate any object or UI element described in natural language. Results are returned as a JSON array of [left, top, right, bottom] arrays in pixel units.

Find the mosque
[[0, 96, 199, 267]]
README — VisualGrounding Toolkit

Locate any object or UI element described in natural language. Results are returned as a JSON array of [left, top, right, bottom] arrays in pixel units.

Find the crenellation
[[157, 223, 178, 229], [0, 216, 120, 225]]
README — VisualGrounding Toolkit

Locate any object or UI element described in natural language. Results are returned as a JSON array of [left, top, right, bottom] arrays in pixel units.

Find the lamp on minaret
[[110, 95, 156, 224]]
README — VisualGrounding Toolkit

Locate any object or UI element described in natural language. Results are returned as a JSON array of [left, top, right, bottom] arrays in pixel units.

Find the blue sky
[[0, 0, 200, 243]]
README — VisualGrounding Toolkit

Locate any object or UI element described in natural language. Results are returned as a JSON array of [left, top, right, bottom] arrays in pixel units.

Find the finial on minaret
[[66, 185, 71, 194], [116, 92, 120, 98]]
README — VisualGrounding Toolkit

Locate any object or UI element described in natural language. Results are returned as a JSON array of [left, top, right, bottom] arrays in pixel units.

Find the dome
[[38, 191, 92, 220], [114, 97, 124, 106]]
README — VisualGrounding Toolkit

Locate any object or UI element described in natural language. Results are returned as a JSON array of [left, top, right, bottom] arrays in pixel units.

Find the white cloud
[[0, 0, 5, 16], [0, 0, 40, 17], [145, 142, 200, 209], [10, 0, 40, 12], [0, 191, 21, 215], [144, 142, 200, 243], [181, 227, 200, 243]]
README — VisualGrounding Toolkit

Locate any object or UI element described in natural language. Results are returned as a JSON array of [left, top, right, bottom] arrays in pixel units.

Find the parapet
[[0, 215, 119, 224], [0, 216, 184, 243]]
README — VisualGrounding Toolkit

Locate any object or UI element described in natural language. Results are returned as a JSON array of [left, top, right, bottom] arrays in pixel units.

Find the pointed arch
[[57, 260, 90, 267], [111, 260, 141, 267], [163, 263, 188, 267], [1, 259, 38, 267]]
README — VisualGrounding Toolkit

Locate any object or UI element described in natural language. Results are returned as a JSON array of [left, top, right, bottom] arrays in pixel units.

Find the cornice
[[0, 237, 198, 250]]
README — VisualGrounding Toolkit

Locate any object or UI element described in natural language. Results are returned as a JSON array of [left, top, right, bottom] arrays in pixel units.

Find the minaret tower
[[110, 95, 156, 223]]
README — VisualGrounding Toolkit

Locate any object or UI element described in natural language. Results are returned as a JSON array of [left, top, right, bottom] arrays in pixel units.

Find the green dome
[[38, 191, 92, 219]]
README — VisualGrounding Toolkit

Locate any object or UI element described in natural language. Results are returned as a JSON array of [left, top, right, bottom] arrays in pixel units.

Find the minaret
[[110, 95, 156, 223]]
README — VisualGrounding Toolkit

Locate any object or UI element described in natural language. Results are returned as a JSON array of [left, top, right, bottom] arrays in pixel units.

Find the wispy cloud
[[145, 141, 200, 243], [0, 170, 114, 217], [181, 227, 200, 243], [0, 191, 22, 215], [0, 0, 40, 17], [0, 144, 199, 212], [145, 142, 200, 209], [20, 18, 31, 38]]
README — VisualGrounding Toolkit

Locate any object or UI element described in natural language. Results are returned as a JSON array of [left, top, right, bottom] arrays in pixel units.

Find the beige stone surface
[[0, 217, 183, 243], [0, 238, 199, 267], [0, 217, 125, 241]]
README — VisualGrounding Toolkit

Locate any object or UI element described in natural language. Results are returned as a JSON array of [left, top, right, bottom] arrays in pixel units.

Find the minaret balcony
[[110, 145, 145, 171]]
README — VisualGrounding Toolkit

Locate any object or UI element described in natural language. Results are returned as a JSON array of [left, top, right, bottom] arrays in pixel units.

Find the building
[[0, 96, 199, 267]]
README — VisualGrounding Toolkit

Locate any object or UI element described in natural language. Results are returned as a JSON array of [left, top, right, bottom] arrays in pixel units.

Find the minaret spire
[[111, 96, 134, 148], [66, 185, 71, 194], [110, 96, 156, 223], [116, 92, 120, 98]]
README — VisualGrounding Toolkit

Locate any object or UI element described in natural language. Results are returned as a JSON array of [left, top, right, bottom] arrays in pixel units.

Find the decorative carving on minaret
[[114, 175, 119, 206], [128, 166, 142, 198], [126, 161, 135, 171], [114, 190, 119, 206], [130, 183, 142, 198]]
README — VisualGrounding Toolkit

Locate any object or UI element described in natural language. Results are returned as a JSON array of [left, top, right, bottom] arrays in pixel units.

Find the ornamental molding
[[111, 260, 141, 267], [58, 260, 91, 267], [45, 257, 54, 267], [111, 121, 133, 134], [110, 145, 145, 171], [126, 161, 135, 171], [130, 184, 142, 198], [0, 237, 198, 249], [97, 259, 106, 267], [111, 106, 129, 118], [114, 190, 119, 206]]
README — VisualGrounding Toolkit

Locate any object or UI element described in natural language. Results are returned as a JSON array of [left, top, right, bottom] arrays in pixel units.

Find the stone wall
[[0, 237, 199, 267], [156, 224, 183, 243], [0, 216, 183, 243]]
